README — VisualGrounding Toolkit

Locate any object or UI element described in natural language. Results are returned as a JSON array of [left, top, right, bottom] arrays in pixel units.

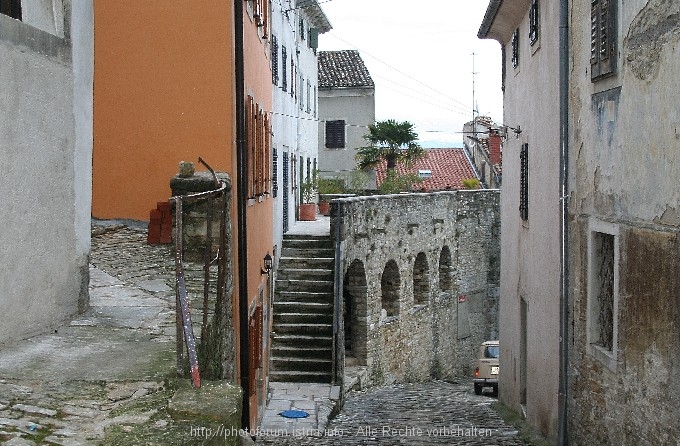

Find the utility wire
[[326, 32, 475, 113]]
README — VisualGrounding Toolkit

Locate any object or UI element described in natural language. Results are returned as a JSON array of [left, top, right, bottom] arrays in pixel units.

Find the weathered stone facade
[[332, 191, 500, 386]]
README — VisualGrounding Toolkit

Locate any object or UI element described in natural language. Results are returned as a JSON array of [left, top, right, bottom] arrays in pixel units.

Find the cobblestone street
[[0, 223, 528, 445], [257, 381, 526, 446]]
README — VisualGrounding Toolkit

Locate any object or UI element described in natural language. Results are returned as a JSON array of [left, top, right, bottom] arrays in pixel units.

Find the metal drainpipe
[[558, 0, 570, 444], [234, 0, 250, 430]]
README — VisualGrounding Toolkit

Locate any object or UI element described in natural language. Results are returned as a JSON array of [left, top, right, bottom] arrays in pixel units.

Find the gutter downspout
[[558, 0, 569, 444], [235, 0, 251, 430]]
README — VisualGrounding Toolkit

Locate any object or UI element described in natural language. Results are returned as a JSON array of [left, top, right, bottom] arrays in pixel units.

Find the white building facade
[[271, 0, 330, 246]]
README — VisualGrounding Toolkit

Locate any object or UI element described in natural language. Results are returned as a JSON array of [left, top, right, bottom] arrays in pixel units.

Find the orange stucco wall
[[241, 5, 274, 429], [93, 1, 236, 221]]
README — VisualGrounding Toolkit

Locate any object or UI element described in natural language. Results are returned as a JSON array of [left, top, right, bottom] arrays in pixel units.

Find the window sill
[[587, 343, 619, 373], [411, 304, 428, 315], [379, 315, 399, 327]]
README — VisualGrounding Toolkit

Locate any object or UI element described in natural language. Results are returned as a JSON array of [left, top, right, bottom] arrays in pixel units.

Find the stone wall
[[332, 190, 500, 385]]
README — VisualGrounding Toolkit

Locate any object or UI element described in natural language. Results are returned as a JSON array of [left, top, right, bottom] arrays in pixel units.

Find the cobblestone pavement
[[256, 380, 526, 446]]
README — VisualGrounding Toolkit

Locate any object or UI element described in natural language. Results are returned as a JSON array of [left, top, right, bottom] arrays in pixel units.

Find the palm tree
[[355, 119, 425, 171]]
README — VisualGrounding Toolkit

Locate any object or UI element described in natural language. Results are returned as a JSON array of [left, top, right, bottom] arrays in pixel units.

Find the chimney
[[489, 130, 502, 165]]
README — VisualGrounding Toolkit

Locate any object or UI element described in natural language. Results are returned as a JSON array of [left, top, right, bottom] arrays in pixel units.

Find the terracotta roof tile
[[318, 50, 375, 89], [375, 148, 478, 191]]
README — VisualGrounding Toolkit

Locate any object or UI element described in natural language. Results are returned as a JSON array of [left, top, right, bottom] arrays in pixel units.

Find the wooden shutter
[[591, 0, 617, 80]]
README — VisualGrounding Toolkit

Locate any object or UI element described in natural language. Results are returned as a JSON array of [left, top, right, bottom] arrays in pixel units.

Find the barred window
[[325, 120, 346, 149], [519, 143, 528, 221], [1, 0, 22, 20], [591, 0, 617, 81], [271, 35, 279, 86], [511, 28, 520, 68], [272, 148, 278, 198], [282, 46, 288, 92], [529, 0, 539, 45]]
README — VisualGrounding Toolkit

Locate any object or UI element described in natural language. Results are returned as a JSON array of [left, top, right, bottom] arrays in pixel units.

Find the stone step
[[276, 268, 334, 281], [268, 370, 332, 383], [273, 300, 333, 313], [275, 279, 334, 293], [282, 236, 334, 249], [271, 345, 332, 359], [271, 356, 332, 372], [274, 312, 333, 325], [275, 291, 333, 304], [273, 323, 333, 335], [281, 247, 335, 258], [278, 257, 334, 270], [272, 334, 333, 347]]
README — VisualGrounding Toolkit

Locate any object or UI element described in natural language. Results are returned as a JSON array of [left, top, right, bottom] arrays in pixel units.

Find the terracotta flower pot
[[299, 203, 317, 221], [318, 201, 330, 216]]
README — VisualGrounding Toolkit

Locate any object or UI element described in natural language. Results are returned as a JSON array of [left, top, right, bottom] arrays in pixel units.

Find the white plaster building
[[271, 0, 331, 244], [478, 0, 562, 441], [0, 0, 93, 343], [317, 50, 375, 188]]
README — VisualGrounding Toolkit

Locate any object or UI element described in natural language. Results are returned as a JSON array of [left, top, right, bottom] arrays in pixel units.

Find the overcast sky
[[317, 0, 503, 147]]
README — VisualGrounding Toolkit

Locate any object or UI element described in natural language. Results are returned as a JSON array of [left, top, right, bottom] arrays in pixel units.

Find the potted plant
[[317, 177, 345, 216], [299, 171, 318, 221]]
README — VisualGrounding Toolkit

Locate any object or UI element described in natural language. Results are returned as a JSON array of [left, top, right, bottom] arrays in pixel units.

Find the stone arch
[[343, 259, 368, 365], [413, 252, 430, 306], [381, 260, 401, 317], [439, 246, 453, 293]]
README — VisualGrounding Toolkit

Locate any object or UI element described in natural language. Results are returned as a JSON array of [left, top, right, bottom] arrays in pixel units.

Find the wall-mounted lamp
[[261, 253, 273, 275]]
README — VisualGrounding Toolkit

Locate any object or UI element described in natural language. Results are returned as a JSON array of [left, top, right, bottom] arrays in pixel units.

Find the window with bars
[[325, 120, 346, 149], [519, 143, 528, 221], [511, 28, 520, 68], [246, 95, 272, 199], [529, 0, 539, 45], [271, 35, 279, 86], [299, 18, 305, 39], [591, 0, 617, 80], [0, 0, 22, 20], [272, 148, 278, 198], [282, 46, 288, 91]]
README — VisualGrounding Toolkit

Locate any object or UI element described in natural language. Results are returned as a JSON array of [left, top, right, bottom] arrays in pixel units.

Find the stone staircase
[[270, 234, 335, 383]]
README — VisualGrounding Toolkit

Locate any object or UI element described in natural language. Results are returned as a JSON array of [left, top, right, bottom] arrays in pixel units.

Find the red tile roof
[[375, 148, 478, 191]]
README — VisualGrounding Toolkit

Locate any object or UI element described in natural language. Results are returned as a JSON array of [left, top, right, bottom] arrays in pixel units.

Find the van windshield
[[484, 346, 500, 358]]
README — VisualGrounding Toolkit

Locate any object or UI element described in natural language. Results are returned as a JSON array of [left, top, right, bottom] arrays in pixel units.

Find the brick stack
[[147, 201, 173, 245]]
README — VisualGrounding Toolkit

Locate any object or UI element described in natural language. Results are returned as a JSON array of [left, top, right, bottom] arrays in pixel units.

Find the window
[[587, 220, 619, 371], [0, 0, 22, 20], [519, 143, 528, 221], [299, 76, 304, 110], [272, 148, 278, 198], [325, 120, 345, 149], [591, 0, 617, 80], [281, 46, 288, 91], [529, 0, 539, 45], [511, 28, 520, 68], [299, 18, 305, 39], [306, 80, 311, 113], [246, 95, 271, 199], [271, 35, 279, 86]]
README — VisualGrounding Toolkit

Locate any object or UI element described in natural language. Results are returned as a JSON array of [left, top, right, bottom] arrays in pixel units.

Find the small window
[[281, 46, 288, 91], [1, 0, 22, 20], [299, 18, 305, 39], [325, 120, 345, 149], [587, 220, 620, 371], [511, 28, 520, 68], [591, 0, 617, 81], [519, 143, 528, 221], [529, 0, 539, 45], [271, 35, 279, 86]]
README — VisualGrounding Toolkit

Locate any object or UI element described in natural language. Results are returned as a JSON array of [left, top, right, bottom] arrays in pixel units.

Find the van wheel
[[474, 383, 482, 395]]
